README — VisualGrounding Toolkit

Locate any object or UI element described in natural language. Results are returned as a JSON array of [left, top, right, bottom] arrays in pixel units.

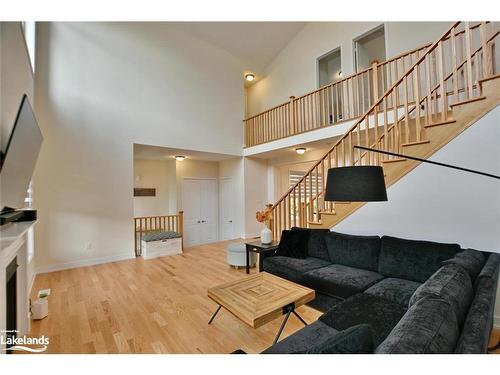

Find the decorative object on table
[[245, 240, 279, 274], [256, 204, 273, 244], [227, 242, 256, 269]]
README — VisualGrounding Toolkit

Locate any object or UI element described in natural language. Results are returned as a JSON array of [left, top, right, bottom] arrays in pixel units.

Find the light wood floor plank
[[28, 240, 322, 354]]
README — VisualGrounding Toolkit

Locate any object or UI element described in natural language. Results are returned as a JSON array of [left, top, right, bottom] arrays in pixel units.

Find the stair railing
[[270, 21, 498, 240], [244, 43, 431, 147]]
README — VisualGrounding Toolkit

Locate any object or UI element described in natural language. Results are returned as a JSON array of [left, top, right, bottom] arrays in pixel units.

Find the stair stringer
[[310, 76, 500, 229]]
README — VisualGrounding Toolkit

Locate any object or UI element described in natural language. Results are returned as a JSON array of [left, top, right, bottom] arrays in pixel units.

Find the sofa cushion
[[325, 231, 381, 272], [291, 227, 330, 261], [319, 293, 407, 347], [262, 256, 331, 284], [378, 236, 460, 283], [302, 264, 384, 299], [275, 230, 309, 259], [304, 324, 373, 354], [409, 264, 473, 326], [376, 297, 459, 353], [262, 321, 339, 354], [442, 249, 485, 280], [364, 278, 421, 306]]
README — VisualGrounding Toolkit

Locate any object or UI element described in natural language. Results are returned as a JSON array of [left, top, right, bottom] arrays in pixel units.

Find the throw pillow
[[276, 230, 310, 259]]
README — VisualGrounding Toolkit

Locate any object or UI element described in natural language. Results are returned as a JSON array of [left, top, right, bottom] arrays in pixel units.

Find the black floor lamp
[[324, 146, 500, 203]]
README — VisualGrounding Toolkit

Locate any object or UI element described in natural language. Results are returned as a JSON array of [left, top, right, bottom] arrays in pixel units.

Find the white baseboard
[[36, 252, 135, 274]]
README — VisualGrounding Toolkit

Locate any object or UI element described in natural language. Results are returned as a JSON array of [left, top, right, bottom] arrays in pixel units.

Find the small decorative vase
[[260, 226, 272, 245]]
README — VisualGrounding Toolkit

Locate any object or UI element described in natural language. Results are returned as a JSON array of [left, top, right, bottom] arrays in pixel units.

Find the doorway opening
[[354, 25, 386, 72], [317, 47, 342, 88]]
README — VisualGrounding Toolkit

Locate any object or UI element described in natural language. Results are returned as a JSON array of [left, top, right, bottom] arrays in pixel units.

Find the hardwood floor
[[28, 240, 500, 354], [28, 240, 322, 354]]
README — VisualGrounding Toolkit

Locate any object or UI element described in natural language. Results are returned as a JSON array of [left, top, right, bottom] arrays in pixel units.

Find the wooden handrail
[[133, 211, 184, 256], [267, 21, 498, 239]]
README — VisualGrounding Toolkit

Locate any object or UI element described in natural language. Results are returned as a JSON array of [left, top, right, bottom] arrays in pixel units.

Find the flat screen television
[[0, 95, 43, 213]]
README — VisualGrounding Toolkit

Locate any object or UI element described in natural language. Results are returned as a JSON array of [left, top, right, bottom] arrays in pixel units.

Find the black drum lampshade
[[324, 166, 388, 202]]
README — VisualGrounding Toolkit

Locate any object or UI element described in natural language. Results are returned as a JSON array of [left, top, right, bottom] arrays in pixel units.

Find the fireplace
[[5, 257, 18, 352]]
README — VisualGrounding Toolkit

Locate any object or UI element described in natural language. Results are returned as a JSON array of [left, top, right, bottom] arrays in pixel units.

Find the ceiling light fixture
[[175, 155, 186, 161], [295, 148, 306, 155], [245, 73, 255, 82]]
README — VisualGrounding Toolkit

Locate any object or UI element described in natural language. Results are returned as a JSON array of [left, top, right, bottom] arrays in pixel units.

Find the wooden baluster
[[298, 182, 302, 227], [438, 40, 447, 122], [383, 97, 389, 151], [464, 22, 474, 99], [356, 123, 361, 165], [450, 26, 459, 104], [480, 22, 492, 78], [315, 166, 319, 221], [425, 54, 432, 125], [392, 90, 399, 153], [293, 189, 297, 227], [349, 131, 354, 166], [403, 76, 410, 143], [414, 64, 422, 142]]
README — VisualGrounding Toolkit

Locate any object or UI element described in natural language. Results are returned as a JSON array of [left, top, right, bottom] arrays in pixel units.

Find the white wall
[[33, 22, 245, 271], [244, 157, 269, 238], [333, 106, 500, 326], [247, 22, 450, 116], [133, 159, 172, 217], [219, 157, 245, 239]]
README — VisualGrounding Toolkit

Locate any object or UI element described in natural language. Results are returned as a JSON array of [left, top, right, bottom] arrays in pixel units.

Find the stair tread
[[319, 211, 337, 215], [401, 140, 431, 147], [424, 119, 456, 128], [450, 96, 486, 107]]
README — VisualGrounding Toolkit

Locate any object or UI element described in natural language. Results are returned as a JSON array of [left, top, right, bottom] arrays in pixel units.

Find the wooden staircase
[[268, 22, 500, 237]]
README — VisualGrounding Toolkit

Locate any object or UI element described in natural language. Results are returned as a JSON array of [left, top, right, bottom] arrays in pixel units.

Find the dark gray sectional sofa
[[260, 228, 500, 354]]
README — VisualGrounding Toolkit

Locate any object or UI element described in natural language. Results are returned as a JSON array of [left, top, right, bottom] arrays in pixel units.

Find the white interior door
[[220, 178, 235, 240], [200, 179, 218, 243], [182, 179, 202, 247], [182, 178, 218, 247]]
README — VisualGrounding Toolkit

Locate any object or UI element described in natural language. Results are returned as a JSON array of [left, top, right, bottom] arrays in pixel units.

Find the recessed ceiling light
[[175, 155, 186, 161], [245, 73, 255, 82], [295, 148, 306, 155]]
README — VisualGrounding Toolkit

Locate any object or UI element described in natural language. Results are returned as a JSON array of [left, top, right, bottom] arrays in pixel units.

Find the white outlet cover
[[38, 288, 51, 298]]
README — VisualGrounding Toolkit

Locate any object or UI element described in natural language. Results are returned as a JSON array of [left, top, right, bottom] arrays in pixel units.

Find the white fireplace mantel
[[0, 221, 36, 353]]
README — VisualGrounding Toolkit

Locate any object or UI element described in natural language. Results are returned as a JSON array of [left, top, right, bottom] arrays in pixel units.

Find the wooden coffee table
[[207, 272, 315, 344]]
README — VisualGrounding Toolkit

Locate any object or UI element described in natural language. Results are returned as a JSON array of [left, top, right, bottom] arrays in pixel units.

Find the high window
[[21, 21, 36, 73]]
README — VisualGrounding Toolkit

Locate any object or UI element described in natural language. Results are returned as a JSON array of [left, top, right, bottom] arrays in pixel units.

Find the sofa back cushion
[[276, 230, 309, 259], [325, 231, 381, 272], [304, 324, 373, 354], [375, 297, 459, 354], [409, 264, 473, 326], [291, 227, 330, 261], [442, 249, 485, 281], [378, 236, 460, 282]]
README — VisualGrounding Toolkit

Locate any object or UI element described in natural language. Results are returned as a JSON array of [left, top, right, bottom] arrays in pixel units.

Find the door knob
[[197, 220, 201, 223], [202, 220, 206, 223], [229, 220, 232, 223]]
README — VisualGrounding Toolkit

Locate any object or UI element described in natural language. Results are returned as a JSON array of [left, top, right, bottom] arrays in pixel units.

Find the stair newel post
[[289, 96, 296, 135]]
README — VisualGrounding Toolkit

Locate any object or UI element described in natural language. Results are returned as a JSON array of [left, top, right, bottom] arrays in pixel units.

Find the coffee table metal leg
[[292, 310, 308, 326], [208, 305, 222, 325], [273, 310, 292, 345]]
